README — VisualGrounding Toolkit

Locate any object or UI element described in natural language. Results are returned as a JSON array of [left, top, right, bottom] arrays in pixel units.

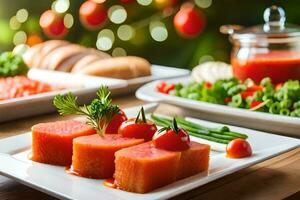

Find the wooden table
[[0, 95, 299, 200]]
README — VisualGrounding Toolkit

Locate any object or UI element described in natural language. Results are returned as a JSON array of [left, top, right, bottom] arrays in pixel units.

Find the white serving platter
[[0, 69, 127, 122], [136, 76, 300, 138], [0, 103, 299, 200], [111, 64, 190, 95]]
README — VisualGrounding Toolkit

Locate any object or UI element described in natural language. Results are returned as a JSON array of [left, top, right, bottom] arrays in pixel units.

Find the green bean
[[279, 109, 290, 116], [187, 131, 230, 144], [269, 102, 281, 114], [260, 77, 272, 87], [227, 84, 246, 96], [228, 94, 243, 107], [280, 99, 292, 109]]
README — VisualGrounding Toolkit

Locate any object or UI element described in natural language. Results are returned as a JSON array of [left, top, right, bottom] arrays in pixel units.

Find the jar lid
[[221, 5, 300, 43]]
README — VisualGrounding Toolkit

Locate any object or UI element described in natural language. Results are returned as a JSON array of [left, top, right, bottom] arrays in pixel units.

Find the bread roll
[[35, 40, 69, 68], [41, 44, 86, 71], [23, 43, 45, 68], [75, 56, 151, 79], [71, 54, 102, 73]]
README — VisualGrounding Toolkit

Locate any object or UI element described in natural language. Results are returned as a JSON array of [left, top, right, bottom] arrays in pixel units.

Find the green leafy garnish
[[157, 117, 180, 134], [0, 52, 29, 77], [53, 86, 119, 136]]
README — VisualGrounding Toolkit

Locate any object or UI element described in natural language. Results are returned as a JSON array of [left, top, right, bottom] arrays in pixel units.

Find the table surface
[[0, 95, 299, 200]]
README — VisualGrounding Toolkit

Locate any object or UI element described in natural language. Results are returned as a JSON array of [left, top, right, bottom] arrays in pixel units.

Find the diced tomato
[[156, 81, 167, 93], [205, 82, 212, 89], [275, 83, 283, 91], [250, 100, 263, 108], [247, 85, 263, 91], [224, 97, 232, 103], [162, 84, 175, 94], [240, 91, 254, 99]]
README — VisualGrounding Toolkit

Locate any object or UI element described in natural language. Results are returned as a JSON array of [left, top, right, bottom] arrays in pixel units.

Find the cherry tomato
[[173, 3, 205, 38], [105, 109, 127, 134], [156, 81, 167, 93], [162, 84, 175, 94], [247, 85, 263, 91], [153, 128, 190, 151], [205, 82, 212, 89], [39, 10, 67, 38], [250, 100, 263, 109], [226, 139, 252, 159], [118, 118, 157, 141], [79, 0, 107, 29]]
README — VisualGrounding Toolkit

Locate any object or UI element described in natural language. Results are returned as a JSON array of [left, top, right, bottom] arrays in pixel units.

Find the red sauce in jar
[[232, 51, 300, 84], [0, 76, 55, 101]]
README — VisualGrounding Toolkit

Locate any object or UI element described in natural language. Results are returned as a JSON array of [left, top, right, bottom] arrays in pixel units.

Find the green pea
[[290, 111, 297, 117], [169, 90, 179, 96], [280, 99, 292, 109], [294, 109, 300, 116], [279, 109, 290, 116], [269, 102, 281, 114]]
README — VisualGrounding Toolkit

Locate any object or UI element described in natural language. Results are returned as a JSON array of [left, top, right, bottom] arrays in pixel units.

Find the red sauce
[[0, 76, 56, 101], [103, 178, 117, 189], [232, 51, 300, 84], [65, 166, 85, 177]]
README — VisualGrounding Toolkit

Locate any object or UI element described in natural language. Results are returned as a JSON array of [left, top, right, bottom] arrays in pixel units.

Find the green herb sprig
[[0, 52, 29, 77], [53, 86, 119, 136]]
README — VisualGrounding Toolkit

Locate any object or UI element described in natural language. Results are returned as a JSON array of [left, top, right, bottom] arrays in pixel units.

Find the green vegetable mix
[[166, 77, 300, 118], [0, 52, 29, 77]]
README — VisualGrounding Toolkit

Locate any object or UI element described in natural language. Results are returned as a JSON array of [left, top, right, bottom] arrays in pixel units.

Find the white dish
[[0, 103, 299, 200], [136, 76, 300, 138], [0, 69, 127, 122]]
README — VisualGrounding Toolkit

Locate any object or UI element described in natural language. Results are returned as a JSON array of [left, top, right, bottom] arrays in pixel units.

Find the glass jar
[[221, 5, 300, 84]]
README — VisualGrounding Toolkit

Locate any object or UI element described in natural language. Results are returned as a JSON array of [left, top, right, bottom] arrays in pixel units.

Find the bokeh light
[[96, 29, 115, 51], [64, 13, 74, 28], [52, 0, 70, 13], [117, 24, 135, 41], [13, 31, 27, 45], [16, 9, 29, 23], [108, 5, 127, 24], [112, 47, 127, 57], [9, 16, 21, 30], [137, 0, 152, 6], [149, 21, 168, 42], [13, 44, 29, 56], [195, 0, 212, 9]]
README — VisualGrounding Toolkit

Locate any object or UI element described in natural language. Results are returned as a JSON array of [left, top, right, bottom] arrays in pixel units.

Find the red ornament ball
[[39, 10, 68, 38], [79, 0, 107, 29], [120, 0, 135, 3], [173, 3, 205, 38]]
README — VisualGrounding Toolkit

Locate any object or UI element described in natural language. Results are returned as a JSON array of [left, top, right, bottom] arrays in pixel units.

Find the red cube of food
[[177, 141, 210, 179], [31, 120, 96, 166], [114, 142, 181, 193], [72, 134, 144, 179]]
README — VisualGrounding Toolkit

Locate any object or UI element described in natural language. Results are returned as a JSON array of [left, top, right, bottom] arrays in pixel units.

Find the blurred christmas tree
[[0, 0, 299, 68]]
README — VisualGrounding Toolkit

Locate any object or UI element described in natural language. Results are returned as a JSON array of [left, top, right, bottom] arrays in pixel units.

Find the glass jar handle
[[263, 5, 286, 32]]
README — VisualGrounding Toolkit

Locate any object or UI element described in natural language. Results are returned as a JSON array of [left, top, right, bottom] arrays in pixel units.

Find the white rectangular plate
[[136, 76, 300, 138], [0, 104, 299, 200], [0, 69, 127, 122]]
